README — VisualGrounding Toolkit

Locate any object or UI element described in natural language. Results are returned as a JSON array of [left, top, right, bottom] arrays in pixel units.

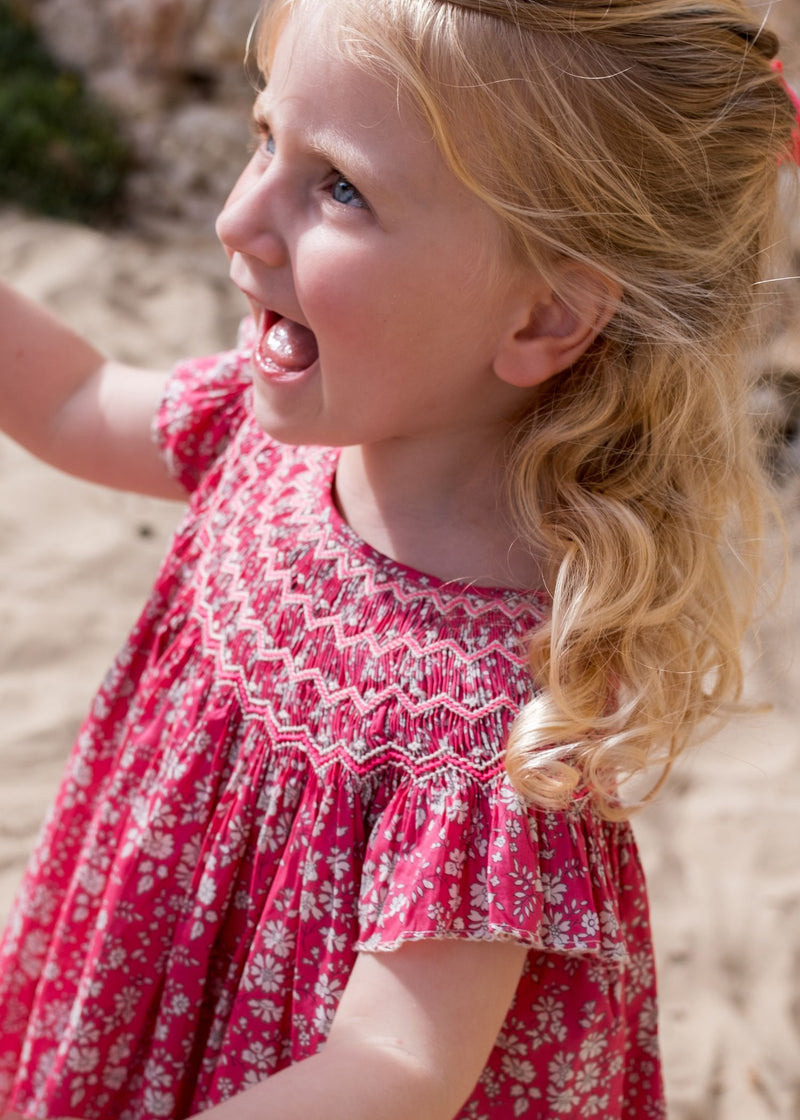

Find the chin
[[250, 395, 329, 450]]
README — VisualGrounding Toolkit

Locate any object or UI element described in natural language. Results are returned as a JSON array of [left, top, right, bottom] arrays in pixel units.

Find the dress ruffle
[[357, 771, 632, 963]]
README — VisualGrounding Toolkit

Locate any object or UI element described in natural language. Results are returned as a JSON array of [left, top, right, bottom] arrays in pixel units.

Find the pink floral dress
[[0, 336, 666, 1120]]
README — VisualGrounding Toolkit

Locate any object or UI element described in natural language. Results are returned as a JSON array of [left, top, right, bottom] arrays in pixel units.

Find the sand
[[0, 209, 798, 1119]]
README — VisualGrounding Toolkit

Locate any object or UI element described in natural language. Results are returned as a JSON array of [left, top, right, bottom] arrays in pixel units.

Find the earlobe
[[494, 270, 620, 389]]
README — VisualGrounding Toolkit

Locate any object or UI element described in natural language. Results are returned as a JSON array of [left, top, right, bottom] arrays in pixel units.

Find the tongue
[[259, 318, 319, 372]]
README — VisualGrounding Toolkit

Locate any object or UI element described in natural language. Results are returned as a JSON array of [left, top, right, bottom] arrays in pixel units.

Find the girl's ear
[[493, 268, 620, 389]]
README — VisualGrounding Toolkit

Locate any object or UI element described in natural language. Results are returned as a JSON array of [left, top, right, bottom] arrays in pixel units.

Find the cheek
[[294, 242, 392, 330]]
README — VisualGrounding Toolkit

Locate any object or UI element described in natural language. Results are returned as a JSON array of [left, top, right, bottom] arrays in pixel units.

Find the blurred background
[[0, 1, 799, 1116]]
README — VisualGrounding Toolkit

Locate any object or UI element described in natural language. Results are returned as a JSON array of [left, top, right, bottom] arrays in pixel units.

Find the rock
[[24, 0, 258, 228], [29, 0, 116, 73], [126, 101, 250, 228]]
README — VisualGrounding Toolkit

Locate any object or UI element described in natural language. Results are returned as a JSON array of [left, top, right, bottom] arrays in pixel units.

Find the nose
[[215, 160, 288, 270]]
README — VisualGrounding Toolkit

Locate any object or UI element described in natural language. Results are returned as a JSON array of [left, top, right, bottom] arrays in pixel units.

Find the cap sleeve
[[356, 773, 634, 966], [153, 319, 255, 493]]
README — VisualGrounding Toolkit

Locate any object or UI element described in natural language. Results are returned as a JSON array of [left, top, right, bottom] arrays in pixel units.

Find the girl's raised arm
[[0, 281, 184, 498]]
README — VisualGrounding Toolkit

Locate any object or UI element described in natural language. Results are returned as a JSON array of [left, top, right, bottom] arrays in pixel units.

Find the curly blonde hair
[[259, 0, 799, 816]]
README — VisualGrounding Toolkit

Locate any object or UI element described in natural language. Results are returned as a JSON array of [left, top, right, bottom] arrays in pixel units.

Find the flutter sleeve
[[357, 771, 638, 967], [153, 319, 255, 493]]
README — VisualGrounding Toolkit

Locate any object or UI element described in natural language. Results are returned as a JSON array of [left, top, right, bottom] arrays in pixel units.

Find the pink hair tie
[[770, 59, 800, 165]]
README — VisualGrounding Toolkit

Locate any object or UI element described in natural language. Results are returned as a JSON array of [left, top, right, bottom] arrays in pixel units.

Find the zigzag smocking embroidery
[[233, 716, 510, 784], [141, 397, 547, 788], [189, 588, 531, 720], [206, 692, 505, 776]]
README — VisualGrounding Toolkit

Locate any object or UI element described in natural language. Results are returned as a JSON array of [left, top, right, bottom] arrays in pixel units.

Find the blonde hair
[[258, 0, 799, 816]]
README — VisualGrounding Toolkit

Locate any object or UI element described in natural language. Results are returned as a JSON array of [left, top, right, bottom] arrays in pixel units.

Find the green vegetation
[[0, 0, 130, 222]]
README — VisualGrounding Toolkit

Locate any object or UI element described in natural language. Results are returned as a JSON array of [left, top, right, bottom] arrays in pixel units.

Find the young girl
[[0, 0, 797, 1117]]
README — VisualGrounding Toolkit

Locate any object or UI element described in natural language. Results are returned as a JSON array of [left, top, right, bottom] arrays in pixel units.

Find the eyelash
[[250, 122, 369, 211]]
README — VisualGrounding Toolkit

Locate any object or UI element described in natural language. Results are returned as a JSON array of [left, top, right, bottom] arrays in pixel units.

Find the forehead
[[256, 5, 453, 198]]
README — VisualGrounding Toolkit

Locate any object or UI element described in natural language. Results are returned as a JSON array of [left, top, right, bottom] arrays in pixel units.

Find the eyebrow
[[251, 94, 413, 202]]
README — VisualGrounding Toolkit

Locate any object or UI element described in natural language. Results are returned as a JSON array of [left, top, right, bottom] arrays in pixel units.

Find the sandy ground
[[0, 209, 798, 1119]]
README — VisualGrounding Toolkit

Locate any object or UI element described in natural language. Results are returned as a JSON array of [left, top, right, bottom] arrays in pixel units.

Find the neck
[[334, 436, 545, 590]]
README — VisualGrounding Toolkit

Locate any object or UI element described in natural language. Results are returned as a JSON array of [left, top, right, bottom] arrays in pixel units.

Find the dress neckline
[[309, 446, 550, 611]]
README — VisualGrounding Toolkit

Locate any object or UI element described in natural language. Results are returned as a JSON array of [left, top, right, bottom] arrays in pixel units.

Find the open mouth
[[253, 310, 320, 384]]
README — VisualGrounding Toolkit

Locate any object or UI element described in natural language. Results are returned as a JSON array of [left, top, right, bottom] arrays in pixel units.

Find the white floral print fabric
[[0, 330, 665, 1119]]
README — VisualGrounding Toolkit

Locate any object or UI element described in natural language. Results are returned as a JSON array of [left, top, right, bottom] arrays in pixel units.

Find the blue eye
[[250, 119, 274, 158], [331, 175, 367, 209]]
